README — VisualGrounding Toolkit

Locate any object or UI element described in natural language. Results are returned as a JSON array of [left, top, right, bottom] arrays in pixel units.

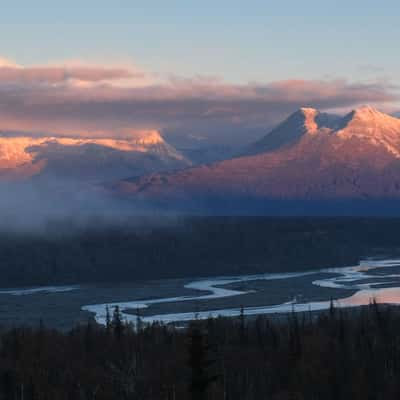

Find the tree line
[[1, 217, 400, 287], [1, 303, 400, 399]]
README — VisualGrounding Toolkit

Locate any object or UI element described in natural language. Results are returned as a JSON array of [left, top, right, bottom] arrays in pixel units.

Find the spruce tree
[[187, 323, 217, 400]]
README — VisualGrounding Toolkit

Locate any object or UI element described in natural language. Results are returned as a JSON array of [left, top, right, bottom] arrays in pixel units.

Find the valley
[[1, 257, 400, 330]]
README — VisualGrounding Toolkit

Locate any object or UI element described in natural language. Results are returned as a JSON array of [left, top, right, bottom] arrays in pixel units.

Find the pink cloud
[[0, 65, 144, 84], [0, 60, 397, 145]]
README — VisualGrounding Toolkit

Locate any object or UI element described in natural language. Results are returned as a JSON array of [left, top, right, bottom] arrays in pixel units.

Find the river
[[82, 258, 400, 326]]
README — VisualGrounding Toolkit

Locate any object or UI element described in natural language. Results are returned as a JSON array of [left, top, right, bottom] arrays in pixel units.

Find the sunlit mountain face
[[2, 105, 400, 216], [0, 130, 190, 182], [108, 106, 400, 215]]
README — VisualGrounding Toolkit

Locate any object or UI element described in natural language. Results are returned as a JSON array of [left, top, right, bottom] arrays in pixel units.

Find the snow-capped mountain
[[0, 130, 190, 182], [242, 107, 342, 156], [110, 106, 400, 213], [243, 105, 400, 157]]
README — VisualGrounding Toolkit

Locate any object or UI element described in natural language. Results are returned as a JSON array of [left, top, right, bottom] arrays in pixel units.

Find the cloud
[[0, 64, 145, 84], [0, 58, 398, 146]]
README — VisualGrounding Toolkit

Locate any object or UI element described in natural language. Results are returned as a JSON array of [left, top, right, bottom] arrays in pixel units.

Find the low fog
[[0, 179, 181, 234]]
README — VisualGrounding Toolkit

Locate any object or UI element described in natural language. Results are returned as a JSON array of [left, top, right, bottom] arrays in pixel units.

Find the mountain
[[0, 130, 190, 182], [109, 106, 400, 214], [242, 107, 342, 156]]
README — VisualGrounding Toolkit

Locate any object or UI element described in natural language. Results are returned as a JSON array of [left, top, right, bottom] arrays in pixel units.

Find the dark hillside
[[0, 217, 400, 287]]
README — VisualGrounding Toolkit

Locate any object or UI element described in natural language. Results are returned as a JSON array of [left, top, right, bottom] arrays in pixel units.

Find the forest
[[0, 303, 400, 399], [1, 217, 400, 287]]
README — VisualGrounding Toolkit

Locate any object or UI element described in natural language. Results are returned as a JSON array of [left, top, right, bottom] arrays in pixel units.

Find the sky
[[0, 0, 399, 147]]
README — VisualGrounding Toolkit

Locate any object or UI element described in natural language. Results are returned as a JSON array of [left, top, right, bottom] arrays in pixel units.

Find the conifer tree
[[187, 323, 217, 400], [112, 305, 124, 340]]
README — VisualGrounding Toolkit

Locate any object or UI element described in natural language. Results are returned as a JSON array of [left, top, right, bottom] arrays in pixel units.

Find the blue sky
[[0, 1, 398, 147], [1, 0, 399, 84]]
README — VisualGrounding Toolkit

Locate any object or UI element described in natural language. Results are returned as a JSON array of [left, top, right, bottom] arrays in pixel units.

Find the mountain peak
[[295, 107, 320, 133], [333, 105, 400, 157], [298, 107, 319, 115], [351, 105, 386, 119], [243, 105, 400, 158], [241, 107, 341, 156], [127, 130, 165, 146], [0, 129, 190, 181], [355, 104, 380, 113], [340, 105, 400, 127]]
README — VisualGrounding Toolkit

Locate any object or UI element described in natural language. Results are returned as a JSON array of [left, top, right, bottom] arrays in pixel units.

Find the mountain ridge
[[0, 130, 190, 182], [109, 106, 400, 212], [243, 105, 400, 157]]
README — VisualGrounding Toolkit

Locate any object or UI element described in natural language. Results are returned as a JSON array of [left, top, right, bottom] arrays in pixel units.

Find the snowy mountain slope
[[110, 106, 400, 207], [0, 130, 190, 182], [242, 107, 342, 156]]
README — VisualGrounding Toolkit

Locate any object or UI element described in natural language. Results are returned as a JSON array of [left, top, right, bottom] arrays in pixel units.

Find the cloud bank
[[0, 57, 397, 147]]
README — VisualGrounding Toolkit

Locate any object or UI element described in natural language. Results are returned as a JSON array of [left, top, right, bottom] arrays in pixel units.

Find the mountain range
[[0, 130, 190, 182], [2, 105, 400, 215], [108, 106, 400, 214]]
